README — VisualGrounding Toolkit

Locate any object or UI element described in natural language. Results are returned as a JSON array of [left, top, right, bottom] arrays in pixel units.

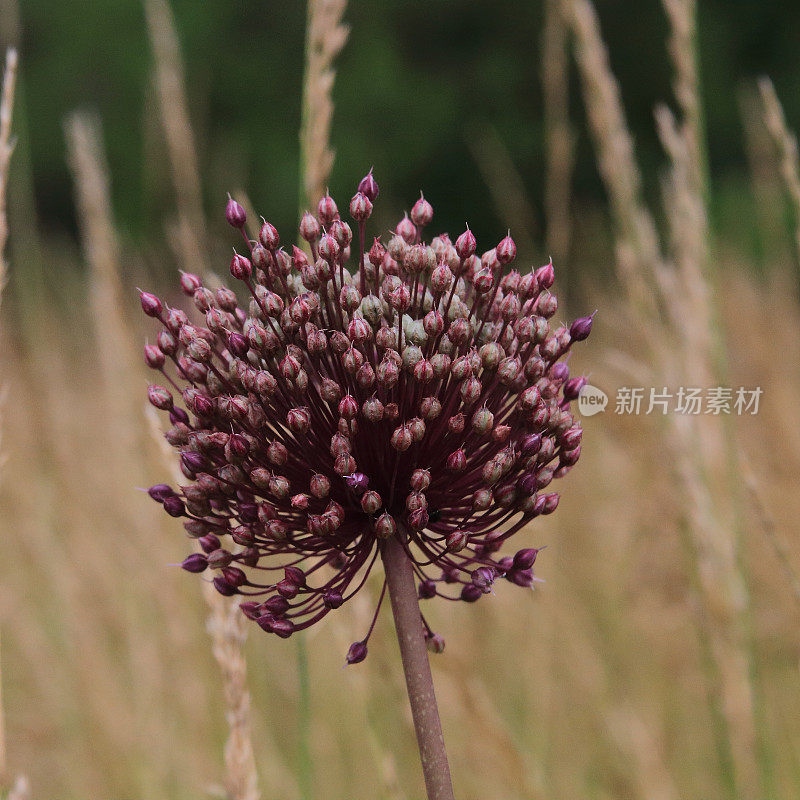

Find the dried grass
[[144, 0, 209, 278], [299, 0, 349, 209], [758, 77, 800, 268], [542, 0, 575, 260], [563, 0, 761, 796]]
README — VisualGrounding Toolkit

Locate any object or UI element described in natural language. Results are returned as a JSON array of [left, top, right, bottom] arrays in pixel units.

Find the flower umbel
[[142, 172, 592, 657]]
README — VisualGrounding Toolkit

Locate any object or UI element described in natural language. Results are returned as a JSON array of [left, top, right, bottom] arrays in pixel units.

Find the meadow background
[[1, 1, 800, 799]]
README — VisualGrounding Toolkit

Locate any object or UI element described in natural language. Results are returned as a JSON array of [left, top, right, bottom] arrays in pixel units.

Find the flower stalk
[[380, 529, 454, 800]]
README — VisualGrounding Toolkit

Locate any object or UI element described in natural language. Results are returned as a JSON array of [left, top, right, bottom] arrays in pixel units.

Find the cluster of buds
[[142, 171, 593, 660]]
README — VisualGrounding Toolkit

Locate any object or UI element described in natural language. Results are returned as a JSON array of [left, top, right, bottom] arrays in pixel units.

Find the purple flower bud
[[144, 343, 165, 369], [227, 331, 249, 357], [461, 584, 483, 603], [358, 169, 379, 202], [563, 376, 588, 401], [496, 233, 516, 265], [535, 259, 555, 289], [550, 362, 569, 382], [180, 272, 202, 295], [569, 311, 596, 342], [213, 576, 238, 596], [270, 618, 295, 638], [240, 602, 261, 620], [225, 194, 247, 228], [513, 548, 540, 569], [148, 483, 174, 502], [198, 533, 221, 554], [455, 227, 477, 260], [361, 490, 382, 514], [349, 192, 373, 221], [324, 590, 344, 609], [180, 451, 206, 474], [318, 194, 339, 226], [346, 640, 368, 665], [230, 253, 252, 280], [411, 194, 433, 227], [139, 290, 163, 317], [259, 220, 280, 250], [374, 513, 396, 539], [284, 566, 306, 587], [163, 495, 185, 517], [507, 568, 534, 588]]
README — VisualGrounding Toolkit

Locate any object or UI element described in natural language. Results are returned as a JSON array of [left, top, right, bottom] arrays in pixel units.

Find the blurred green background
[[3, 0, 800, 273]]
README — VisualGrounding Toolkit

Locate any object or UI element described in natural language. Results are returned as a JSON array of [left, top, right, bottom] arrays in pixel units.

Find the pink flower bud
[[361, 490, 382, 514], [225, 195, 247, 228], [410, 469, 431, 491], [318, 193, 338, 226], [139, 290, 163, 317], [144, 343, 165, 369], [411, 193, 433, 227], [299, 211, 321, 242], [535, 259, 555, 289], [496, 233, 516, 264], [395, 214, 416, 244], [455, 227, 477, 260], [230, 253, 252, 280], [259, 220, 280, 249], [391, 425, 412, 452], [374, 513, 396, 539], [358, 169, 379, 202], [447, 449, 467, 472], [349, 191, 373, 221]]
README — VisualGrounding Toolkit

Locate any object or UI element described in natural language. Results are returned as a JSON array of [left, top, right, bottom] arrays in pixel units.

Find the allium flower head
[[142, 172, 592, 656]]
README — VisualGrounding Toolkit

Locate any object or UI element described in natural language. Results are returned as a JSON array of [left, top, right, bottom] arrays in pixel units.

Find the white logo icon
[[578, 384, 607, 416]]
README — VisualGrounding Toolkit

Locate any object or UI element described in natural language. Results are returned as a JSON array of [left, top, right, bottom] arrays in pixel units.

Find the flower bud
[[299, 210, 320, 242], [358, 169, 379, 202], [446, 531, 468, 552], [346, 640, 368, 665], [455, 227, 477, 260], [361, 490, 382, 514], [225, 195, 247, 227], [411, 193, 433, 227], [569, 312, 595, 342], [374, 513, 396, 539], [139, 291, 163, 317], [324, 590, 344, 609], [350, 192, 373, 221], [447, 449, 467, 472], [181, 553, 208, 573], [230, 253, 252, 280]]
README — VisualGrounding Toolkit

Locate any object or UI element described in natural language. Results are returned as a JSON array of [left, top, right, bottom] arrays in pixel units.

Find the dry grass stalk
[[65, 112, 144, 467], [758, 77, 800, 267], [146, 409, 261, 800], [563, 0, 760, 795], [542, 0, 575, 260], [0, 46, 19, 797], [741, 453, 800, 605], [0, 47, 17, 294], [144, 0, 209, 277], [299, 0, 349, 209]]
